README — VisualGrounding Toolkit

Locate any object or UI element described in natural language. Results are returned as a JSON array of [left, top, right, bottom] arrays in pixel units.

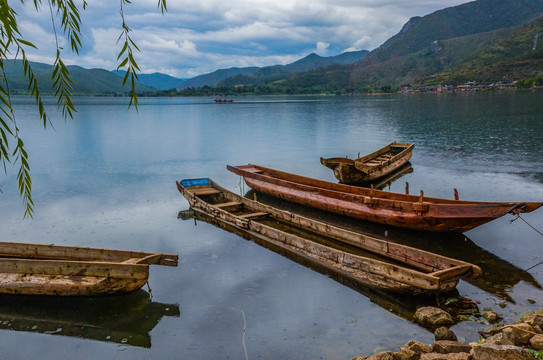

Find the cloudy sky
[[16, 0, 468, 79]]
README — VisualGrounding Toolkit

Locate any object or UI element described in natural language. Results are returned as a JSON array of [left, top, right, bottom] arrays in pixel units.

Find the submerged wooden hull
[[0, 242, 178, 296], [321, 142, 413, 184], [227, 164, 543, 232], [177, 178, 481, 295]]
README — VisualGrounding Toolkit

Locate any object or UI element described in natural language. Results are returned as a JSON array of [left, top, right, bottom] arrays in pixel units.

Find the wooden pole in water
[[405, 182, 409, 195], [454, 189, 459, 201]]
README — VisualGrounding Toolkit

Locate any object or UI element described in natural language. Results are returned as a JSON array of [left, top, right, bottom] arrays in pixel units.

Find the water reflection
[[246, 192, 541, 303], [356, 162, 413, 190], [0, 290, 180, 348], [178, 208, 476, 328]]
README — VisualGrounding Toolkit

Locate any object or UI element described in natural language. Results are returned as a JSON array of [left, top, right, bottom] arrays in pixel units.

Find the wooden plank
[[0, 242, 178, 266], [214, 201, 243, 209], [190, 188, 221, 196], [0, 273, 146, 296], [0, 259, 149, 280], [238, 212, 269, 219]]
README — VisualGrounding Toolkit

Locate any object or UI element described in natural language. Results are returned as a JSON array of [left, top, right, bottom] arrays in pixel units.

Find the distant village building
[[400, 84, 412, 92]]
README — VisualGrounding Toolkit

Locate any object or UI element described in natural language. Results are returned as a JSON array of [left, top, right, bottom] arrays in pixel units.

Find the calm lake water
[[1, 92, 542, 359]]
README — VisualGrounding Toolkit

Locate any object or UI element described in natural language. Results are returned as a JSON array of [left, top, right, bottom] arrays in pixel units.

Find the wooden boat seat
[[238, 212, 269, 219], [214, 201, 243, 210], [190, 188, 222, 196]]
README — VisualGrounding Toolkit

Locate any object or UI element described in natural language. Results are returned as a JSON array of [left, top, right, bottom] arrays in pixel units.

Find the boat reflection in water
[[0, 290, 180, 348], [356, 162, 413, 190], [178, 208, 473, 326], [245, 191, 541, 303]]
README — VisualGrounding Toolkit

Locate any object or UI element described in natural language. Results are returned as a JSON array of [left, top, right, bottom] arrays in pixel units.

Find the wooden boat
[[227, 164, 543, 232], [0, 242, 178, 296], [320, 142, 413, 184], [177, 178, 481, 294], [214, 99, 233, 103], [244, 189, 542, 302]]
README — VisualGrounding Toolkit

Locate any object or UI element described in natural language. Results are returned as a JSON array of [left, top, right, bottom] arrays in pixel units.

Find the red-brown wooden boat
[[177, 178, 481, 294], [227, 164, 543, 233]]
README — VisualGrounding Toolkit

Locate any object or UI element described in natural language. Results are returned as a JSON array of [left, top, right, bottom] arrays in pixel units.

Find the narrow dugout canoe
[[320, 142, 413, 184], [227, 164, 543, 232], [0, 242, 178, 296], [177, 178, 481, 295]]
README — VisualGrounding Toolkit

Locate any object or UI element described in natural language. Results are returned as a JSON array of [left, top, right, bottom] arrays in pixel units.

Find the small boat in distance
[[177, 178, 481, 294], [0, 242, 178, 296], [214, 99, 233, 103], [320, 142, 414, 184], [227, 164, 543, 232]]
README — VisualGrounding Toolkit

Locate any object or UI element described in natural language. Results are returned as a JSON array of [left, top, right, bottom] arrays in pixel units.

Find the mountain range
[[113, 70, 186, 90], [271, 0, 543, 92], [4, 0, 543, 95], [2, 60, 156, 94], [176, 50, 369, 90]]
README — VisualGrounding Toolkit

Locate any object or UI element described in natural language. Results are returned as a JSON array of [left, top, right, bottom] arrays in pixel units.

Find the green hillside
[[347, 0, 543, 87], [176, 67, 260, 90], [3, 60, 154, 95], [428, 15, 543, 84], [113, 70, 186, 90], [216, 51, 368, 87]]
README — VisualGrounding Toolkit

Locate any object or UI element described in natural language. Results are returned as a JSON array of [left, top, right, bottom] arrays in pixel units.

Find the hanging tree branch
[[0, 0, 168, 217]]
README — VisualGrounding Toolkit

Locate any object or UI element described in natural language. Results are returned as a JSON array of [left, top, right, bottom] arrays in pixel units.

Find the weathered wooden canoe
[[227, 164, 543, 232], [320, 142, 414, 184], [0, 242, 178, 296], [177, 178, 481, 294]]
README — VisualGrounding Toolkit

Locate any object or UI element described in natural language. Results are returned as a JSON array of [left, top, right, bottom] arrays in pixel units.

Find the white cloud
[[345, 35, 372, 52], [14, 0, 470, 78], [315, 42, 330, 55]]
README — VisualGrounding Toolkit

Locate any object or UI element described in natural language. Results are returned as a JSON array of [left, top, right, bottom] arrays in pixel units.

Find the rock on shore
[[352, 308, 543, 360]]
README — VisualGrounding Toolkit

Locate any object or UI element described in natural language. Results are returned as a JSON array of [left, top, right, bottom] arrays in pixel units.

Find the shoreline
[[352, 307, 543, 360]]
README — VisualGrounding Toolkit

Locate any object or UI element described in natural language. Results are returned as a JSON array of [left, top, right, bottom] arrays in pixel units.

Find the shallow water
[[0, 92, 542, 359]]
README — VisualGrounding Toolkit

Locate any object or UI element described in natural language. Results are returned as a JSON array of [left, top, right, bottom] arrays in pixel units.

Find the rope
[[511, 213, 543, 271], [146, 281, 153, 300], [526, 260, 543, 271], [510, 213, 543, 237], [236, 175, 244, 196]]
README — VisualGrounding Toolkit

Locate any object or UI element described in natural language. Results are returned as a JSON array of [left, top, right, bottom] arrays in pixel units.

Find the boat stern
[[176, 178, 212, 194]]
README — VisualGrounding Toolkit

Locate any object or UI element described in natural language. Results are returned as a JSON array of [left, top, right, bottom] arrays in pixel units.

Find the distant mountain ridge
[[270, 0, 543, 92], [3, 60, 155, 94], [217, 50, 369, 86], [176, 67, 260, 90], [113, 70, 186, 90], [177, 50, 369, 90]]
